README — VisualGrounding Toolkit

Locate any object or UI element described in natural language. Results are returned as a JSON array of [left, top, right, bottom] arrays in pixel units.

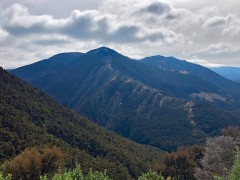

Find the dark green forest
[[0, 67, 163, 179]]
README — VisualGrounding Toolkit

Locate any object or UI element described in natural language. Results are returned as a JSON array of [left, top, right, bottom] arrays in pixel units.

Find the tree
[[214, 147, 240, 180], [228, 147, 240, 180], [154, 146, 203, 180], [195, 136, 240, 179], [221, 126, 240, 139], [3, 147, 64, 180]]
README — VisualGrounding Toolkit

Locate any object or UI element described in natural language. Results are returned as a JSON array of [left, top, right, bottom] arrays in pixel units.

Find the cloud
[[197, 43, 235, 55], [0, 28, 9, 42], [223, 16, 240, 36], [186, 43, 238, 57], [202, 13, 240, 36], [3, 4, 66, 34], [187, 58, 224, 67], [21, 0, 47, 5], [139, 1, 179, 20], [133, 0, 195, 26], [1, 0, 240, 68], [184, 43, 240, 66], [0, 28, 13, 48], [32, 35, 71, 46], [2, 3, 187, 45], [202, 14, 233, 28]]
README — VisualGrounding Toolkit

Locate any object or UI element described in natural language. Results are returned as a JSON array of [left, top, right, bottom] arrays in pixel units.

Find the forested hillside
[[0, 67, 163, 179]]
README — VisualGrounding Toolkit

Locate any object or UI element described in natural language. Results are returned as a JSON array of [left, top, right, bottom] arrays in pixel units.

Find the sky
[[0, 0, 240, 68]]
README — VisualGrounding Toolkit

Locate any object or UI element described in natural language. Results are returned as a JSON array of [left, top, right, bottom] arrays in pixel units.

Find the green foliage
[[229, 148, 240, 180], [0, 68, 163, 179], [138, 170, 164, 180], [51, 166, 84, 180], [85, 168, 111, 180], [214, 147, 240, 180], [1, 165, 169, 180], [0, 171, 11, 180]]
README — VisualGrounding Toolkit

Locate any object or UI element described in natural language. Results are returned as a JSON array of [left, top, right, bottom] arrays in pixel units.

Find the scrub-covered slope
[[0, 67, 163, 179]]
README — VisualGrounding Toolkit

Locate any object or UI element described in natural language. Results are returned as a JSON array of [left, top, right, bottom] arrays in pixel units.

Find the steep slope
[[11, 47, 240, 151], [11, 48, 226, 103], [0, 67, 163, 179], [210, 66, 240, 83], [140, 56, 240, 111]]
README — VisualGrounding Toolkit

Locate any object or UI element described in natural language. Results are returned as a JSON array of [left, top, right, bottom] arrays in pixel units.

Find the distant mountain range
[[11, 47, 240, 151], [0, 67, 163, 179], [210, 66, 240, 83]]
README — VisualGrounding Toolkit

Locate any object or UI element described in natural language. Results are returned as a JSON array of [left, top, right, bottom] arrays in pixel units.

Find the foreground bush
[[194, 136, 239, 179], [1, 146, 165, 179], [45, 166, 111, 180], [214, 148, 240, 180], [3, 147, 64, 180], [0, 171, 12, 180], [0, 166, 165, 180], [138, 170, 164, 180]]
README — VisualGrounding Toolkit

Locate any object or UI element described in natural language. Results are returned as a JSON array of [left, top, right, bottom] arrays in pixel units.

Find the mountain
[[0, 67, 164, 179], [140, 55, 240, 111], [11, 47, 240, 151], [210, 66, 240, 83]]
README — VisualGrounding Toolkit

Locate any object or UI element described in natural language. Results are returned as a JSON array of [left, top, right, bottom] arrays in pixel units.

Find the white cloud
[[2, 3, 188, 45], [202, 14, 233, 28], [184, 43, 240, 67], [202, 13, 240, 37], [223, 16, 240, 36], [0, 0, 240, 68], [194, 43, 235, 55], [187, 58, 224, 67], [0, 28, 9, 42]]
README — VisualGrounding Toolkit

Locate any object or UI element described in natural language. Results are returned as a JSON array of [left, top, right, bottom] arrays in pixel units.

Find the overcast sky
[[0, 0, 240, 68]]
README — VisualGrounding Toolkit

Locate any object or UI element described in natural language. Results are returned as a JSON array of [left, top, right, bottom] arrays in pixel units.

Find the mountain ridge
[[210, 66, 240, 83], [10, 47, 240, 151]]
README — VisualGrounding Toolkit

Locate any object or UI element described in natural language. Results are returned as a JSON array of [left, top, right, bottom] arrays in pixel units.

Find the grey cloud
[[3, 4, 62, 35], [2, 3, 186, 45], [145, 2, 171, 15], [2, 0, 240, 68], [61, 10, 109, 41], [223, 16, 240, 36], [3, 4, 109, 40], [107, 25, 141, 43], [188, 43, 235, 56], [203, 14, 233, 28], [185, 43, 240, 66], [139, 1, 178, 20], [145, 29, 184, 44], [33, 38, 70, 46], [204, 18, 226, 27], [197, 51, 240, 66], [0, 28, 9, 41], [202, 13, 240, 36]]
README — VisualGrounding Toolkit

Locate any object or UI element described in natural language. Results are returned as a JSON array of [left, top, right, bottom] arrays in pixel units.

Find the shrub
[[138, 170, 164, 180], [195, 136, 240, 179], [3, 147, 64, 180]]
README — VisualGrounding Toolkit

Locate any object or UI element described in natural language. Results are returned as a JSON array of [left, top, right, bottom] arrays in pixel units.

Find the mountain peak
[[86, 47, 119, 57]]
